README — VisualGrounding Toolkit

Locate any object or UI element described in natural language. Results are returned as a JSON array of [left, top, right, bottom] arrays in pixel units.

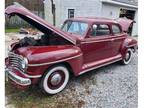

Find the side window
[[62, 21, 88, 35], [112, 25, 121, 34], [91, 24, 110, 36], [68, 22, 79, 32]]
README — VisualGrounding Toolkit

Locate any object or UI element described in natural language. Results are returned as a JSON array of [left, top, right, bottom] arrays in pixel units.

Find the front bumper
[[5, 68, 31, 86]]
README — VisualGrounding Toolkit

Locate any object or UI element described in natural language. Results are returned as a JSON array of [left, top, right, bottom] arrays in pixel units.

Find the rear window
[[112, 25, 121, 34], [91, 24, 110, 36]]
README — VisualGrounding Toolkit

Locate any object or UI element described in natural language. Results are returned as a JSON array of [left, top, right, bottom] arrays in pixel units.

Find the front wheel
[[40, 65, 69, 94], [121, 48, 133, 65]]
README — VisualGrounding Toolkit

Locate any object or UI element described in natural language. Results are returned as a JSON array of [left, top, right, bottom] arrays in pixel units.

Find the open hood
[[116, 18, 135, 32], [5, 5, 76, 45]]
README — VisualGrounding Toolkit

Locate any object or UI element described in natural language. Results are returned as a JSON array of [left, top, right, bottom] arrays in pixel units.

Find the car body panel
[[8, 45, 83, 76], [14, 45, 81, 64], [120, 36, 137, 59], [116, 18, 135, 32], [80, 35, 113, 64]]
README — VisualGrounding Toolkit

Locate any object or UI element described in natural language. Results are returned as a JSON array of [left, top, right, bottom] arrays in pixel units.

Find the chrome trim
[[81, 37, 125, 44], [79, 58, 122, 75], [24, 57, 28, 69], [13, 67, 42, 78], [22, 57, 28, 69], [51, 74, 62, 86], [5, 68, 31, 86], [21, 73, 42, 78], [8, 52, 24, 73], [8, 52, 42, 78], [127, 44, 137, 48], [28, 54, 83, 67]]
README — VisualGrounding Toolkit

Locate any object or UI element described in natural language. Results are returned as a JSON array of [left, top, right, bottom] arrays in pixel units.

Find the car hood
[[5, 5, 77, 45], [116, 18, 135, 32], [14, 45, 81, 64]]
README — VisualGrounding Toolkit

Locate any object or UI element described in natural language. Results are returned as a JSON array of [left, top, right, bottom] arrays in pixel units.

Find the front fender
[[16, 45, 83, 77], [120, 37, 137, 58]]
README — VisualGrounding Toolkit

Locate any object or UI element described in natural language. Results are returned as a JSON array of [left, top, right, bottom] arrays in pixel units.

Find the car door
[[80, 23, 113, 64], [110, 24, 126, 56]]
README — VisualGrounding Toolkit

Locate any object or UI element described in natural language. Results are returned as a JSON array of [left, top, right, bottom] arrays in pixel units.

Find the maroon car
[[5, 5, 137, 94]]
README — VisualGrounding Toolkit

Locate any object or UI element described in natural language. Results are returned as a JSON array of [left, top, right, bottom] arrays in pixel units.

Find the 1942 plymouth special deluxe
[[5, 5, 137, 94]]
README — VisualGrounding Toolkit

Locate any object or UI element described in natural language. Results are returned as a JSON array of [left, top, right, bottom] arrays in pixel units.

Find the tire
[[121, 48, 133, 65], [40, 65, 69, 95]]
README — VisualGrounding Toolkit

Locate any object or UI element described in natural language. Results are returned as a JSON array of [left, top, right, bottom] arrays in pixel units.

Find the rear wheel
[[121, 48, 133, 65], [40, 65, 69, 94]]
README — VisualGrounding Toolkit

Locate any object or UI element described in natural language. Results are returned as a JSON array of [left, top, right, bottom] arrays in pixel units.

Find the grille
[[8, 52, 24, 72]]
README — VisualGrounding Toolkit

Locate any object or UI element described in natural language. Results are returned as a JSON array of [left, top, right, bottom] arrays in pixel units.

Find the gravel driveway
[[5, 33, 137, 108], [71, 52, 137, 108]]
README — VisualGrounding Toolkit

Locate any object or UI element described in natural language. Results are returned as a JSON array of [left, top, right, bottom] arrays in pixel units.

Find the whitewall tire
[[40, 65, 69, 94], [121, 48, 133, 65]]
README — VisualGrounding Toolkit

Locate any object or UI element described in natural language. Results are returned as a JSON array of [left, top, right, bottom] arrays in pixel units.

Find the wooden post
[[50, 0, 56, 26]]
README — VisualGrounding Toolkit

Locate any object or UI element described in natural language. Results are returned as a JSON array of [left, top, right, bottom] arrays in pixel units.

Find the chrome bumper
[[5, 68, 31, 86]]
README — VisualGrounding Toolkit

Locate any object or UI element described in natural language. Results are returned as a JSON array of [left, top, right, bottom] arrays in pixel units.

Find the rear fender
[[120, 37, 137, 59]]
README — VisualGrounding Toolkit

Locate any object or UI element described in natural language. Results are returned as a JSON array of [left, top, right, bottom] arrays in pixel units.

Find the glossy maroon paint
[[5, 5, 137, 89], [117, 18, 135, 32]]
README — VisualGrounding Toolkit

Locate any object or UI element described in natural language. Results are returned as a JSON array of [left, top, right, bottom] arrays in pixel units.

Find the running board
[[79, 54, 122, 75]]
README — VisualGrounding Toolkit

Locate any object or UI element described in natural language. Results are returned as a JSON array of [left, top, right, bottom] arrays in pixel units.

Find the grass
[[5, 81, 85, 108], [5, 28, 19, 33]]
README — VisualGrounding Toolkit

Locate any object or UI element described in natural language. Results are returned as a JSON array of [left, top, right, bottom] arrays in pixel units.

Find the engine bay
[[11, 34, 71, 50]]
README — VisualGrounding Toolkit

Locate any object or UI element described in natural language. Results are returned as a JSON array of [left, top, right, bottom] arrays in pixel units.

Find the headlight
[[21, 58, 28, 69]]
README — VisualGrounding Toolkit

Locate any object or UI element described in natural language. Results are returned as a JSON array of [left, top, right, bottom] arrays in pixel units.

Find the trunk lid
[[116, 18, 135, 32], [5, 5, 77, 45]]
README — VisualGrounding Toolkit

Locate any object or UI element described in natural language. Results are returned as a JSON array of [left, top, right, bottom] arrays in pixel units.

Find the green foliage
[[5, 28, 19, 33]]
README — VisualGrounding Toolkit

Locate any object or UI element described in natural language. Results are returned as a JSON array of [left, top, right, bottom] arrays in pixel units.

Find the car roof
[[68, 17, 119, 24]]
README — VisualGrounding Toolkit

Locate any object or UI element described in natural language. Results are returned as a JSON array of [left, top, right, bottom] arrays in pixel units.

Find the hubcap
[[47, 70, 65, 90], [125, 51, 130, 61], [126, 53, 130, 59], [51, 73, 62, 86]]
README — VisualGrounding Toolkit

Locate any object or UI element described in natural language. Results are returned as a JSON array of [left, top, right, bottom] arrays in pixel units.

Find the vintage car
[[5, 5, 137, 94]]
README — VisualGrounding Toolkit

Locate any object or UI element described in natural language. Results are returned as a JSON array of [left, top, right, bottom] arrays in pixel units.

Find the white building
[[44, 0, 138, 36]]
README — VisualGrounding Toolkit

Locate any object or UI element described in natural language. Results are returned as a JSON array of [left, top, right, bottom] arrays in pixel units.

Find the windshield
[[61, 21, 88, 36]]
